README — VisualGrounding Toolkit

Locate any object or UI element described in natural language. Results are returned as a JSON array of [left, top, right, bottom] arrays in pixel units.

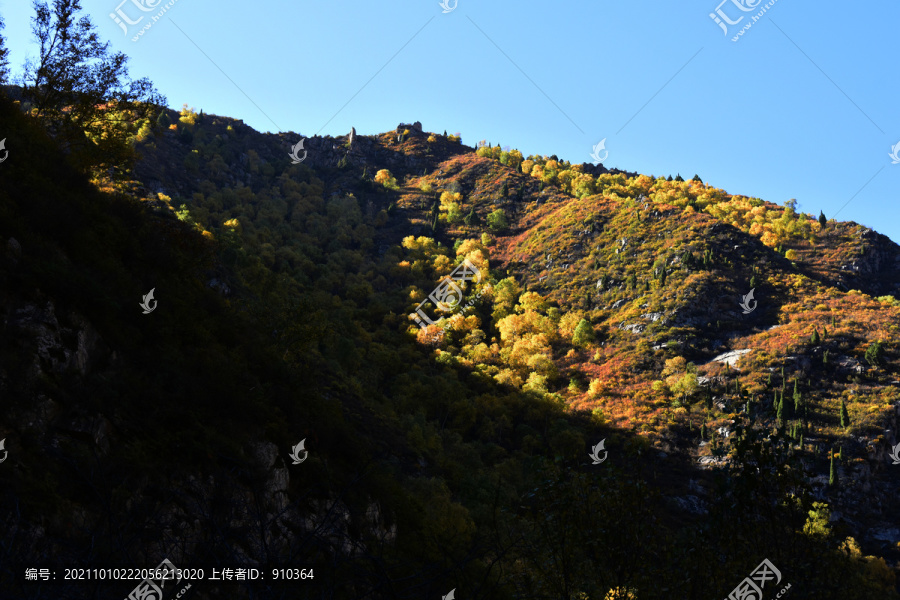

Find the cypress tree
[[823, 350, 829, 365], [840, 398, 849, 428], [700, 423, 707, 440], [776, 394, 785, 427], [811, 327, 820, 345], [839, 445, 843, 462], [793, 380, 801, 413], [818, 211, 827, 227], [823, 326, 828, 339], [829, 452, 837, 487]]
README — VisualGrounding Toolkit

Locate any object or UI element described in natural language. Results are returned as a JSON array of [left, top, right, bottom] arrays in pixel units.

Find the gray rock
[[670, 495, 708, 515], [6, 237, 21, 261], [870, 527, 900, 544], [711, 349, 752, 368], [248, 440, 280, 470]]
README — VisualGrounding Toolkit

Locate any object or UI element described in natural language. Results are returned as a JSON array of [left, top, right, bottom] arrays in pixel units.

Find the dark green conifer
[[829, 452, 837, 487]]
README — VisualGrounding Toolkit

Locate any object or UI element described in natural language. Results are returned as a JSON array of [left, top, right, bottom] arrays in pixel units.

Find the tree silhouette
[[0, 14, 9, 84], [22, 0, 165, 178]]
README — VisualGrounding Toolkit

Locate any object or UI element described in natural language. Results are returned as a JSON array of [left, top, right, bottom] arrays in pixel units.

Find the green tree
[[0, 14, 9, 84], [829, 451, 837, 487], [691, 174, 702, 182], [674, 173, 684, 182], [776, 393, 785, 427], [487, 208, 508, 233], [840, 398, 849, 428], [23, 0, 165, 178], [700, 423, 707, 440], [572, 319, 596, 348], [818, 210, 827, 228], [793, 380, 802, 414], [865, 340, 885, 367], [811, 327, 820, 345]]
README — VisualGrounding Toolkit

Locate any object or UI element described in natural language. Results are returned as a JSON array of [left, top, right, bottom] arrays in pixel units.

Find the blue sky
[[3, 0, 899, 244]]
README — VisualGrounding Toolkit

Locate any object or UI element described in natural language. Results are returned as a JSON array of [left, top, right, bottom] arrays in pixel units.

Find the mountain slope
[[1, 95, 899, 599]]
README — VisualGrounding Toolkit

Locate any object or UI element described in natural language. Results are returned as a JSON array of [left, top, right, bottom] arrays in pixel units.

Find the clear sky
[[3, 0, 899, 244]]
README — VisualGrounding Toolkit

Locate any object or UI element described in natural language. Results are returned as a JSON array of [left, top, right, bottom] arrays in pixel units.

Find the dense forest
[[1, 3, 899, 599]]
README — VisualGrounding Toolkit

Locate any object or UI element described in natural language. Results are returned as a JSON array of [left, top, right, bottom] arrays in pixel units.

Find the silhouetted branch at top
[[21, 0, 166, 179]]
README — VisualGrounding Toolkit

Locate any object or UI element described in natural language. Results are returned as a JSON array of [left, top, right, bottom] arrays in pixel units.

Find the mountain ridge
[[2, 93, 900, 598]]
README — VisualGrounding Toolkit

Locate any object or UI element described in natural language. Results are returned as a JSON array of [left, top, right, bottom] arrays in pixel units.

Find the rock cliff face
[[0, 236, 395, 589]]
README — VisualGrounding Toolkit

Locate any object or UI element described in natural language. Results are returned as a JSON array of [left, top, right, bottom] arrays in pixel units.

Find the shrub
[[487, 209, 508, 233], [572, 319, 596, 347], [375, 169, 399, 190], [179, 103, 198, 126]]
